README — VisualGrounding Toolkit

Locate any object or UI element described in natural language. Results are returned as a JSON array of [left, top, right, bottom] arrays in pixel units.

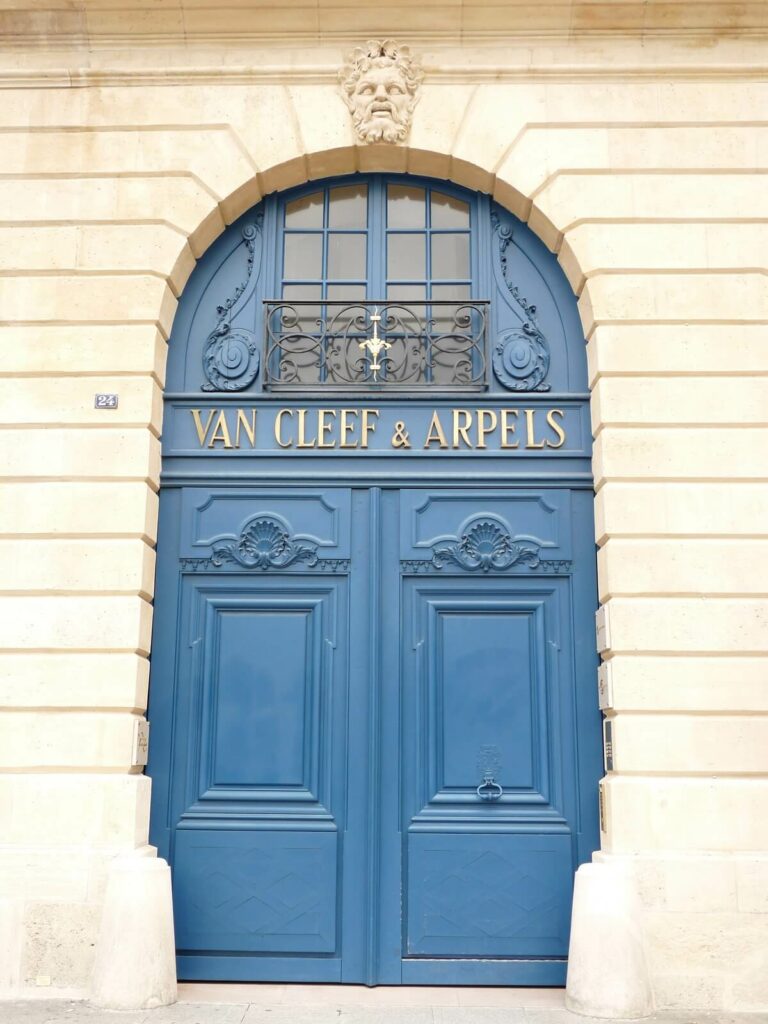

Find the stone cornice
[[1, 0, 768, 56], [1, 61, 768, 89]]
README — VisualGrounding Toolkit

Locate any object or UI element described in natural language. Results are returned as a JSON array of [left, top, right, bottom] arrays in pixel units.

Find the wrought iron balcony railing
[[263, 300, 489, 389]]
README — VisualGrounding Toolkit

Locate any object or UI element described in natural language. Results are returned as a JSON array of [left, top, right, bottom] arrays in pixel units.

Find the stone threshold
[[178, 982, 567, 1008]]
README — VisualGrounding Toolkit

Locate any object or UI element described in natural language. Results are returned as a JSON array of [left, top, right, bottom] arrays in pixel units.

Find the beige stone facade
[[0, 1, 767, 1013]]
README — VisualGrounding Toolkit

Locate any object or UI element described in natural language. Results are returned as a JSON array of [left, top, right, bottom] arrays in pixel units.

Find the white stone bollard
[[91, 854, 177, 1010], [565, 861, 653, 1020]]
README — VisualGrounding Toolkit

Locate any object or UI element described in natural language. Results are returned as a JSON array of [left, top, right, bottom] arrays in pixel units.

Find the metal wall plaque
[[94, 393, 119, 409], [603, 718, 614, 772]]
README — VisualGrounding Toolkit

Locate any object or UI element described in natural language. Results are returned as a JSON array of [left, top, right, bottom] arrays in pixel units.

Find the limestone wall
[[0, 26, 766, 1011]]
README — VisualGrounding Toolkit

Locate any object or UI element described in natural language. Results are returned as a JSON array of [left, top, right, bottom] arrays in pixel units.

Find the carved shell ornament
[[211, 515, 319, 571], [400, 515, 572, 575], [339, 39, 423, 144], [432, 517, 543, 573]]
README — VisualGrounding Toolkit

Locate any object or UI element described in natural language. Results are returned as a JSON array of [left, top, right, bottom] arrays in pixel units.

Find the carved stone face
[[350, 64, 413, 143], [340, 40, 423, 145]]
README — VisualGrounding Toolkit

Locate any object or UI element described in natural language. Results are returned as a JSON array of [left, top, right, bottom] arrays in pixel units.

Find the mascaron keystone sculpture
[[339, 39, 423, 144]]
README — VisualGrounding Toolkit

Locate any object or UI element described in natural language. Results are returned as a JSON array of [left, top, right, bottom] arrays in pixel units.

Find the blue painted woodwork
[[174, 829, 338, 953], [407, 833, 573, 956], [147, 173, 601, 987], [164, 174, 586, 397]]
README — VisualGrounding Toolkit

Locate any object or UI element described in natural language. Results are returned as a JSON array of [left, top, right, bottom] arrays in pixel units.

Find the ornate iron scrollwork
[[491, 210, 551, 392], [202, 219, 263, 392], [264, 300, 487, 388], [180, 514, 349, 573], [400, 515, 572, 574]]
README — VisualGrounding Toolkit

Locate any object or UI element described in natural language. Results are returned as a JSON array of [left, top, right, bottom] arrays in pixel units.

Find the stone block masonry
[[0, 5, 767, 1011]]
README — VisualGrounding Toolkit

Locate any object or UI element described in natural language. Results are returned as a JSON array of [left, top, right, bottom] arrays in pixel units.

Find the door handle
[[476, 774, 503, 801]]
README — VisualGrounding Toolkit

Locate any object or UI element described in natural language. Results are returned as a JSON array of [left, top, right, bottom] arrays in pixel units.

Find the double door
[[147, 483, 600, 985]]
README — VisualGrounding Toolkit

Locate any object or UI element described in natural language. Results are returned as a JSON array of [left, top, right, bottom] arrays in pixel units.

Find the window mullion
[[425, 186, 433, 383], [370, 176, 385, 301]]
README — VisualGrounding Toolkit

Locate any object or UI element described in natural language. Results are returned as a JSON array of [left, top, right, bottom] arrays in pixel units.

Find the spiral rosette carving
[[211, 515, 318, 570], [201, 218, 263, 392], [201, 325, 260, 392], [490, 207, 552, 392], [492, 326, 550, 392]]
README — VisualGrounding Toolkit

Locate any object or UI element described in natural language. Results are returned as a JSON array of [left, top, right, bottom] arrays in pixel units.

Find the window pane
[[328, 185, 367, 228], [387, 284, 426, 304], [388, 233, 426, 280], [431, 283, 471, 327], [327, 284, 367, 302], [276, 285, 322, 384], [431, 285, 476, 385], [382, 288, 428, 385], [282, 284, 322, 301], [431, 191, 470, 229], [431, 284, 471, 303], [284, 233, 323, 280], [328, 233, 367, 280], [285, 192, 323, 228], [387, 184, 425, 228], [431, 233, 469, 279], [280, 284, 322, 326]]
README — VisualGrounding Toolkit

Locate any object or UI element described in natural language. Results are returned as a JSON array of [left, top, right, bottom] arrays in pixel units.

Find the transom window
[[282, 184, 368, 305], [281, 180, 472, 304], [268, 177, 485, 388]]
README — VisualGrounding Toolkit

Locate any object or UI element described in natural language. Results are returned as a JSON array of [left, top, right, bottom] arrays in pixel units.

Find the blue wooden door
[[377, 487, 599, 985], [148, 481, 598, 985], [151, 486, 366, 982], [147, 173, 601, 984]]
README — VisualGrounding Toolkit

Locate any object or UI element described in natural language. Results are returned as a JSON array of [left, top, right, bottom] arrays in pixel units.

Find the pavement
[[0, 985, 766, 1024]]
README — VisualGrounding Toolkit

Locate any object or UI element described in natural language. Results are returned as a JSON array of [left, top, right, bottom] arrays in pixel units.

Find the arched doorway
[[147, 173, 602, 985]]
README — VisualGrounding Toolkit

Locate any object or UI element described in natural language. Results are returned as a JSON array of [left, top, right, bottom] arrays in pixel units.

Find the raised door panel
[[189, 584, 341, 807], [174, 829, 338, 954], [399, 488, 572, 567], [179, 487, 352, 564], [212, 608, 309, 788], [403, 578, 570, 819], [179, 578, 344, 812], [409, 593, 552, 806], [435, 604, 538, 796], [172, 575, 347, 957], [401, 575, 576, 960], [407, 833, 572, 957]]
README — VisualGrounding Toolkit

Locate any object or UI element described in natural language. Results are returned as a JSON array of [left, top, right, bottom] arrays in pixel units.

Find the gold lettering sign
[[424, 411, 448, 449], [420, 408, 566, 451], [189, 407, 567, 451], [191, 407, 259, 449]]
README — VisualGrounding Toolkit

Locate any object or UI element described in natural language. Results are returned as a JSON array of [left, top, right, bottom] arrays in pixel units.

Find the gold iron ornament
[[359, 308, 391, 381]]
